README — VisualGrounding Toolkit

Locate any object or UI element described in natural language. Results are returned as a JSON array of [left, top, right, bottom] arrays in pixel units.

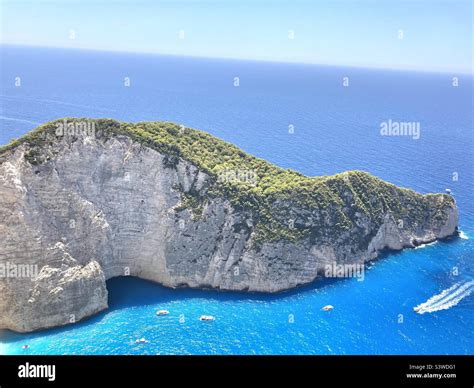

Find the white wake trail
[[414, 283, 460, 310], [423, 281, 474, 309], [414, 281, 474, 314], [0, 115, 41, 125]]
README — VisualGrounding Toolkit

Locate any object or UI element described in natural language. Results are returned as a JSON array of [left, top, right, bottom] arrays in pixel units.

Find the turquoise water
[[0, 46, 473, 354], [2, 237, 473, 355]]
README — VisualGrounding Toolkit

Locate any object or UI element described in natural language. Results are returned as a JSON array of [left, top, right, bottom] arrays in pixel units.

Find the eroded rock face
[[0, 131, 458, 332]]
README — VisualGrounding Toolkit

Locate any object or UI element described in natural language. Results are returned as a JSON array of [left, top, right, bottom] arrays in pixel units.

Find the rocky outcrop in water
[[0, 119, 458, 332]]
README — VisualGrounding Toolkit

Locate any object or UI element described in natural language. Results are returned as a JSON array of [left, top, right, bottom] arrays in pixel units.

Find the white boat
[[135, 338, 148, 343], [322, 305, 334, 311], [199, 315, 215, 321], [445, 188, 452, 194], [156, 309, 169, 316]]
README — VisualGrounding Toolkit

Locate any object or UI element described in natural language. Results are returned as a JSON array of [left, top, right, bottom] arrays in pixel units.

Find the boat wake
[[0, 115, 41, 125], [414, 280, 474, 314], [0, 95, 116, 113]]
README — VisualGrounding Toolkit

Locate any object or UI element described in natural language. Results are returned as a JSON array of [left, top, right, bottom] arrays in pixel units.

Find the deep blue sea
[[0, 45, 472, 355]]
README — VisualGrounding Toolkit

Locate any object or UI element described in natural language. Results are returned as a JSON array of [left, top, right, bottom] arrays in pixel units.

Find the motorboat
[[199, 315, 215, 321]]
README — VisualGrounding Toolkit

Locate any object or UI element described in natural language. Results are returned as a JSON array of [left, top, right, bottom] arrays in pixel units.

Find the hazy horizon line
[[1, 42, 473, 76]]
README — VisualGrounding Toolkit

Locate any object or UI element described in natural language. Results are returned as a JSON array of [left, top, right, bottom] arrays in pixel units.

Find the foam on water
[[414, 241, 438, 250], [414, 281, 474, 314]]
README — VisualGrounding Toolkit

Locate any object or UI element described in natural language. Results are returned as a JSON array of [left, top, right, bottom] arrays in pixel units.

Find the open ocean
[[0, 45, 472, 355]]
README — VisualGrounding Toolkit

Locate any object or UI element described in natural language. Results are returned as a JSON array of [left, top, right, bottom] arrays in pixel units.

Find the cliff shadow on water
[[0, 232, 464, 347], [0, 275, 340, 345]]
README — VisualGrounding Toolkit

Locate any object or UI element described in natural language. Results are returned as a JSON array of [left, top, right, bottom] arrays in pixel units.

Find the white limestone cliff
[[0, 123, 458, 332]]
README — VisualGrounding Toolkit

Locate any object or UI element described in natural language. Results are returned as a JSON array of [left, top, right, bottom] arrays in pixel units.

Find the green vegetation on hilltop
[[0, 118, 456, 244]]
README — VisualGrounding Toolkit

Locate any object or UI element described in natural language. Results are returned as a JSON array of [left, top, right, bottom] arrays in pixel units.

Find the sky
[[0, 0, 472, 73]]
